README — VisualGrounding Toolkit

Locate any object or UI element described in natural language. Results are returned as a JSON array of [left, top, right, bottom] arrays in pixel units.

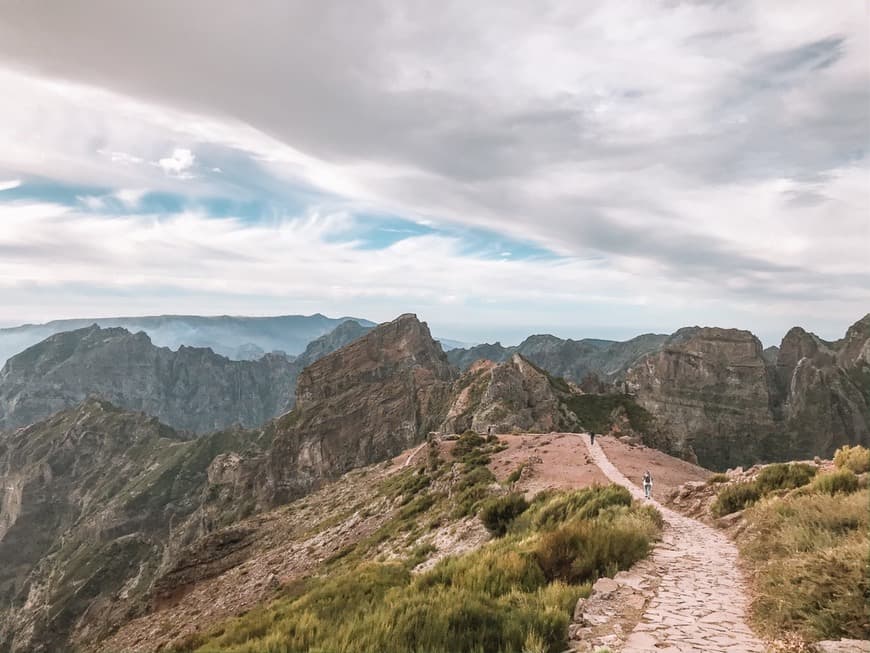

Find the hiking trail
[[583, 436, 765, 653]]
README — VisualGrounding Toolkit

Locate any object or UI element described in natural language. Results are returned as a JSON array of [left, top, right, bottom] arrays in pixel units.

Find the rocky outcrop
[[265, 314, 457, 503], [0, 325, 297, 433], [441, 355, 578, 434], [626, 316, 870, 469], [625, 328, 776, 468], [447, 333, 668, 382]]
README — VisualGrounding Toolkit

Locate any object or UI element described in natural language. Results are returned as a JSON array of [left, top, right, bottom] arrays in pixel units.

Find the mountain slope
[[0, 314, 465, 652], [0, 399, 268, 653]]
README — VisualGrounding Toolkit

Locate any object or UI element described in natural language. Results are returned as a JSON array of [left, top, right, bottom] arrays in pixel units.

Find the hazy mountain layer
[[0, 313, 376, 365]]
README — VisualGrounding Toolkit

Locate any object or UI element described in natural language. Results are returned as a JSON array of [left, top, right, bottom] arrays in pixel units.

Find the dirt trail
[[584, 437, 765, 653]]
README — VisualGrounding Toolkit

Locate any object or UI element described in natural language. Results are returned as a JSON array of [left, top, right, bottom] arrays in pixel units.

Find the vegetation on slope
[[711, 462, 817, 516], [734, 447, 870, 642], [173, 434, 662, 653], [562, 393, 653, 435]]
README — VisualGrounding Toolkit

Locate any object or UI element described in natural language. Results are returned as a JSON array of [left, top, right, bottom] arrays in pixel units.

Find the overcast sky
[[0, 1, 867, 345]]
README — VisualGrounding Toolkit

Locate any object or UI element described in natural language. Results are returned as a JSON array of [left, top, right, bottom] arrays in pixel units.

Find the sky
[[0, 1, 867, 346]]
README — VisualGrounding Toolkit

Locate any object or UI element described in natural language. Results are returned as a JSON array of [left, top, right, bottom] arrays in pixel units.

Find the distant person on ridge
[[643, 470, 653, 499], [589, 432, 596, 446]]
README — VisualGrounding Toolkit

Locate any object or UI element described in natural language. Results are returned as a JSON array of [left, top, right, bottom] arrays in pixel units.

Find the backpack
[[643, 472, 651, 484]]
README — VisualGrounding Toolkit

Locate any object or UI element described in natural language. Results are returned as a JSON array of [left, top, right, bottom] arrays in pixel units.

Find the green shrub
[[811, 469, 859, 495], [506, 463, 525, 485], [479, 493, 529, 536], [453, 430, 487, 458], [533, 485, 632, 529], [712, 482, 761, 516], [452, 465, 497, 518], [706, 473, 730, 485], [458, 465, 495, 490], [535, 521, 649, 584], [834, 444, 870, 474], [755, 463, 816, 493], [563, 394, 653, 434]]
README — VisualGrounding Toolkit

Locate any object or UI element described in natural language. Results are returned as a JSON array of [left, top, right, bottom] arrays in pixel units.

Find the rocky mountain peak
[[266, 314, 457, 502], [838, 313, 870, 367]]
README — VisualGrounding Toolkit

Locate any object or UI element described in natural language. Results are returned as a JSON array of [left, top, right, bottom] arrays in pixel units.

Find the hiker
[[487, 424, 494, 437], [642, 470, 653, 499], [589, 432, 596, 446]]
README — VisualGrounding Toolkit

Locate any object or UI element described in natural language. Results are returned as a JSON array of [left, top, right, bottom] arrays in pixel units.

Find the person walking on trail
[[589, 432, 596, 446], [642, 470, 653, 499]]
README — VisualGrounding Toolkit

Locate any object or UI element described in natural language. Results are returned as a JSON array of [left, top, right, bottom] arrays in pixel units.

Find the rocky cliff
[[625, 316, 870, 469], [441, 354, 579, 434], [265, 314, 457, 502], [0, 325, 297, 433], [447, 332, 668, 382]]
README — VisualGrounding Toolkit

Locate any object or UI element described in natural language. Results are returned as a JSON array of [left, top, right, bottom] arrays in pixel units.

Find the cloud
[[157, 148, 196, 177], [114, 188, 148, 207], [0, 1, 865, 342], [0, 179, 21, 191]]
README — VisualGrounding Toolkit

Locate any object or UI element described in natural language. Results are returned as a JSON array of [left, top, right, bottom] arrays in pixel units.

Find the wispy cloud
[[0, 179, 21, 191]]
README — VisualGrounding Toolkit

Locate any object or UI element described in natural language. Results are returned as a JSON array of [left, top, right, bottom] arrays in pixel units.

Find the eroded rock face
[[0, 325, 297, 433], [265, 314, 458, 503], [625, 328, 776, 469], [626, 317, 870, 469], [441, 354, 577, 434]]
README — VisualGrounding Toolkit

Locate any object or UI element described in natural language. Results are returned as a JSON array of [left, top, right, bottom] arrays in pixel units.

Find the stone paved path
[[584, 437, 766, 653]]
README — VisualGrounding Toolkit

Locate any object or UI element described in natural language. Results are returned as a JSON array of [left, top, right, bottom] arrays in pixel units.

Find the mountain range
[[0, 312, 868, 652], [0, 314, 376, 366]]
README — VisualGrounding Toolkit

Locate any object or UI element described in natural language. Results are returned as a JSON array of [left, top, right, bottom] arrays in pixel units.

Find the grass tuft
[[833, 444, 870, 474], [810, 469, 859, 495]]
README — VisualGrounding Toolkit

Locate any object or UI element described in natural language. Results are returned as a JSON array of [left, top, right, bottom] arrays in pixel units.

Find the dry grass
[[740, 487, 869, 642], [177, 484, 662, 653], [833, 444, 870, 474]]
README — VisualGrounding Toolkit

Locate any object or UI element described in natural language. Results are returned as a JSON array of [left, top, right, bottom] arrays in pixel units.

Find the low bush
[[712, 482, 761, 516], [506, 463, 525, 485], [811, 469, 859, 495], [533, 485, 632, 529], [479, 493, 529, 536], [740, 489, 869, 640], [535, 521, 649, 584], [453, 430, 487, 459], [706, 473, 730, 485], [754, 463, 816, 493], [833, 444, 870, 474]]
